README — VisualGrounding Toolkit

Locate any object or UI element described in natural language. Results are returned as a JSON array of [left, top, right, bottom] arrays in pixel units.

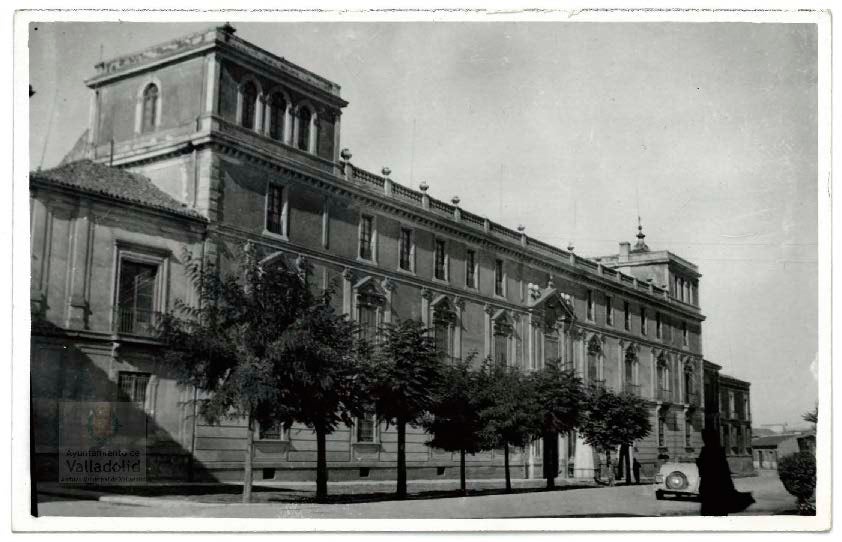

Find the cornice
[[108, 127, 705, 323]]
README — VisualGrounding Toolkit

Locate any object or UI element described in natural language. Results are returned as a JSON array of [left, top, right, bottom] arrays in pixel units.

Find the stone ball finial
[[340, 148, 352, 161], [451, 196, 461, 206], [220, 23, 237, 34], [517, 224, 526, 233], [567, 242, 575, 252], [419, 181, 429, 193], [381, 167, 391, 177]]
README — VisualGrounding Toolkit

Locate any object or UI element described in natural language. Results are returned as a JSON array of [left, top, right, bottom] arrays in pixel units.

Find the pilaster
[[382, 278, 396, 325], [204, 53, 220, 115], [420, 288, 433, 327], [66, 201, 93, 330], [342, 267, 355, 316]]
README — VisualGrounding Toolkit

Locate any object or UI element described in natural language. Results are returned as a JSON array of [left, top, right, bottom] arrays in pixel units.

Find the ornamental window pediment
[[354, 276, 387, 307]]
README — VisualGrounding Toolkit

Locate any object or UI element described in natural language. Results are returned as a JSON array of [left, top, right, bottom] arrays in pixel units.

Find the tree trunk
[[460, 449, 467, 495], [544, 432, 556, 489], [504, 442, 512, 493], [243, 415, 254, 503], [315, 423, 328, 501], [606, 449, 615, 487], [397, 418, 407, 499], [622, 444, 632, 484]]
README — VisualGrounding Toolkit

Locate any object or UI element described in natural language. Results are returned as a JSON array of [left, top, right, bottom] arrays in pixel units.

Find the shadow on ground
[[64, 482, 606, 505]]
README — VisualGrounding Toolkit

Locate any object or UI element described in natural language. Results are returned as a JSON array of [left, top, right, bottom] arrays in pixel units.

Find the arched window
[[657, 354, 670, 401], [268, 93, 286, 141], [492, 312, 513, 366], [684, 364, 695, 404], [353, 277, 386, 346], [587, 336, 601, 386], [624, 346, 638, 395], [141, 84, 159, 133], [241, 82, 258, 130], [543, 303, 561, 364], [297, 106, 312, 151], [433, 300, 456, 361]]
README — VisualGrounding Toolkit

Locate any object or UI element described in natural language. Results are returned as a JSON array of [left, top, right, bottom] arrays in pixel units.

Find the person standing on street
[[696, 428, 754, 515]]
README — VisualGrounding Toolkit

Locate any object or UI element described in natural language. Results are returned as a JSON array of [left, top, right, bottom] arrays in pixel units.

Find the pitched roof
[[30, 160, 206, 221]]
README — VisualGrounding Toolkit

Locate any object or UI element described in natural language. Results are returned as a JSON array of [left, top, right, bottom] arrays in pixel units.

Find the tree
[[423, 355, 489, 494], [529, 360, 584, 489], [803, 404, 818, 425], [159, 244, 314, 503], [268, 291, 370, 501], [479, 359, 539, 492], [368, 319, 446, 499], [778, 451, 816, 515], [579, 386, 651, 486]]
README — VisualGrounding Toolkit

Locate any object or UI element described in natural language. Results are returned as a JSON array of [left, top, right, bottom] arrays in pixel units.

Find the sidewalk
[[38, 477, 599, 507]]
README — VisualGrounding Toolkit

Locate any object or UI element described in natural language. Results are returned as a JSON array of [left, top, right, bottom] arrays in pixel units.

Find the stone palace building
[[30, 24, 751, 483]]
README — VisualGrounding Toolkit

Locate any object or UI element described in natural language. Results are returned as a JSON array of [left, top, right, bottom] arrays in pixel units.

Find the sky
[[28, 21, 819, 429]]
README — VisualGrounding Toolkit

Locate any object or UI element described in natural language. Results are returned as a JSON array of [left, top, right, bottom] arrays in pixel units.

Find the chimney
[[619, 242, 630, 262]]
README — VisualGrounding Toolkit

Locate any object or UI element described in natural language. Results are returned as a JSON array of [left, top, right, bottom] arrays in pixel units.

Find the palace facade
[[31, 24, 742, 484]]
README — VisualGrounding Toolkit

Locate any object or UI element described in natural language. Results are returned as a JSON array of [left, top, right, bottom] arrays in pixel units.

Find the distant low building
[[702, 361, 754, 475], [752, 431, 816, 470]]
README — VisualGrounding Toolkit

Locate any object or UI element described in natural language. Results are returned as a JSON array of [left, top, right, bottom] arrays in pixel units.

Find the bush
[[778, 451, 816, 514]]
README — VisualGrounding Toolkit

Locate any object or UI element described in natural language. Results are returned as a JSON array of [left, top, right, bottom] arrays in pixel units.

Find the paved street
[[35, 471, 795, 518]]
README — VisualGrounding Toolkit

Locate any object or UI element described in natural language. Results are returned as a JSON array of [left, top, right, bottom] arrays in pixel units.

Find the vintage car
[[654, 461, 701, 499]]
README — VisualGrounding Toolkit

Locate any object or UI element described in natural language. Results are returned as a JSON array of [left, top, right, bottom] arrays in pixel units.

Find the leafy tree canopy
[[368, 319, 445, 426], [478, 359, 539, 449], [266, 291, 370, 433], [530, 359, 584, 437], [424, 355, 489, 454], [579, 386, 652, 453], [159, 244, 314, 426]]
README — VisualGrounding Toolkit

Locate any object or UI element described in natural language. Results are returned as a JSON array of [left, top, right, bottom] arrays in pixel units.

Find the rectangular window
[[434, 321, 452, 357], [259, 420, 286, 440], [605, 296, 613, 326], [624, 301, 630, 331], [544, 336, 559, 364], [465, 250, 477, 288], [117, 260, 159, 336], [682, 322, 689, 346], [358, 304, 377, 343], [586, 290, 594, 321], [398, 227, 413, 271], [356, 413, 376, 443], [640, 308, 647, 335], [359, 215, 374, 261], [118, 371, 150, 404], [434, 239, 447, 281], [494, 259, 504, 296], [656, 312, 662, 339], [266, 185, 285, 235], [494, 333, 508, 365]]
